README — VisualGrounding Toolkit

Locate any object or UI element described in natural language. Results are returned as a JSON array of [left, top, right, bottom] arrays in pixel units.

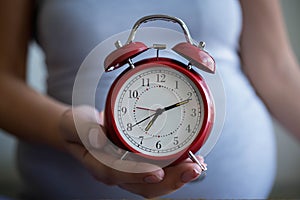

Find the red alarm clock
[[103, 15, 215, 167]]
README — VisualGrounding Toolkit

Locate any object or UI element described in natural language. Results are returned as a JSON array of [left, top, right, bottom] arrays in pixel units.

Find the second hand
[[136, 106, 156, 112]]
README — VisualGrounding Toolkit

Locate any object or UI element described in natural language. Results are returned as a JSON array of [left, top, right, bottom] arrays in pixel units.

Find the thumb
[[60, 105, 107, 148], [88, 125, 106, 148], [87, 111, 107, 149]]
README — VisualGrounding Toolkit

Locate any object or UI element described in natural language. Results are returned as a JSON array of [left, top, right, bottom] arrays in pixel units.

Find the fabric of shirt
[[17, 0, 276, 199]]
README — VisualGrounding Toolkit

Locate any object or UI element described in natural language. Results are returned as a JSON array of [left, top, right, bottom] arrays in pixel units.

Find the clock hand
[[144, 99, 191, 131], [134, 99, 191, 131], [136, 106, 156, 112], [132, 112, 157, 128], [144, 113, 159, 131], [144, 108, 164, 131], [163, 98, 191, 111]]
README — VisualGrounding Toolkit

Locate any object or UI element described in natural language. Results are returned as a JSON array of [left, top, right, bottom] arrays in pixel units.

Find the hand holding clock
[[59, 105, 206, 198]]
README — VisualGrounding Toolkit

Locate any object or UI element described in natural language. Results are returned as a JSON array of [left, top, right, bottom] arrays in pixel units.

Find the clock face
[[108, 60, 211, 159]]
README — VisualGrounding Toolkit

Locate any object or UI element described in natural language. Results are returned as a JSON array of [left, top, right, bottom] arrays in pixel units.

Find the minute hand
[[163, 99, 191, 111], [144, 99, 190, 131]]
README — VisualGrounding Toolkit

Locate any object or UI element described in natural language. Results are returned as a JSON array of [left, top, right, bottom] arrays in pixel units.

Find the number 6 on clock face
[[105, 58, 214, 163]]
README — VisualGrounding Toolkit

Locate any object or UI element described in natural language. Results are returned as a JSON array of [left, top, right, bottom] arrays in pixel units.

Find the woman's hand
[[58, 105, 206, 198]]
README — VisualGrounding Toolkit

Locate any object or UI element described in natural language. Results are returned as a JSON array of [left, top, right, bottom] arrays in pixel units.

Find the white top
[[17, 0, 276, 199]]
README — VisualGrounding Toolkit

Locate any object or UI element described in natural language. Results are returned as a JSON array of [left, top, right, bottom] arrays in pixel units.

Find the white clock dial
[[114, 65, 205, 157]]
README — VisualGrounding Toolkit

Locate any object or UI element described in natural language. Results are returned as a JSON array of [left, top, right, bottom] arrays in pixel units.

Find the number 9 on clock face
[[105, 58, 214, 162]]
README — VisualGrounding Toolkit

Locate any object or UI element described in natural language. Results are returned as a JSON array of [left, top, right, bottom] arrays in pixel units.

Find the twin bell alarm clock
[[103, 15, 215, 167]]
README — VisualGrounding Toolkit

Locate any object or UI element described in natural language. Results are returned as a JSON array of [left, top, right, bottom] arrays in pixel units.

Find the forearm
[[268, 61, 300, 139], [0, 1, 67, 149], [0, 73, 69, 150], [243, 53, 300, 139], [240, 0, 300, 139]]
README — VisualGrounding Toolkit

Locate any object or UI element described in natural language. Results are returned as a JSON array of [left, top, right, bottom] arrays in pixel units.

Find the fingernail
[[144, 170, 164, 183], [88, 128, 101, 148], [99, 112, 104, 125], [181, 166, 201, 183]]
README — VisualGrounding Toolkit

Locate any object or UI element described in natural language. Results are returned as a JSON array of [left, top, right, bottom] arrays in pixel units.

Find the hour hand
[[145, 113, 159, 131], [145, 108, 164, 131]]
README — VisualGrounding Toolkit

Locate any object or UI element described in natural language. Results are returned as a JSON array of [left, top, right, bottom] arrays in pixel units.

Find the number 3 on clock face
[[105, 58, 214, 163]]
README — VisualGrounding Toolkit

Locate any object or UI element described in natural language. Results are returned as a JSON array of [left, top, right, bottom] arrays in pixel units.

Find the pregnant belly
[[175, 59, 277, 199]]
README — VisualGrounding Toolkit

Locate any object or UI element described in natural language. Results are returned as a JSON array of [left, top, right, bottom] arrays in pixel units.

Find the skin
[[0, 1, 204, 198], [239, 0, 300, 140], [0, 0, 299, 198]]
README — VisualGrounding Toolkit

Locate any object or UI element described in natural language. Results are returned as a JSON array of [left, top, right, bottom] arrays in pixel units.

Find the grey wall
[[0, 0, 300, 198]]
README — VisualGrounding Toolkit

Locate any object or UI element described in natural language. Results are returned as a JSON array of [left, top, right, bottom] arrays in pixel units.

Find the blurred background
[[0, 0, 300, 199]]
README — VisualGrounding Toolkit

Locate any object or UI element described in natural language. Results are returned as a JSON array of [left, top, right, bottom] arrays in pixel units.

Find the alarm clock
[[103, 15, 215, 166]]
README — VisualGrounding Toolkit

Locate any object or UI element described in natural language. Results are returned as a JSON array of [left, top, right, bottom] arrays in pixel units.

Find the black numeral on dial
[[142, 78, 150, 87], [156, 141, 162, 149], [128, 90, 138, 98], [156, 74, 166, 82]]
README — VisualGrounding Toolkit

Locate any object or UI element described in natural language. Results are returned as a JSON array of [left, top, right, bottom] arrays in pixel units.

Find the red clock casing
[[104, 57, 214, 165]]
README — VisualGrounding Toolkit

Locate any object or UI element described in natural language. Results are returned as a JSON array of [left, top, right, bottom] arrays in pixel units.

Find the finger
[[88, 126, 107, 148], [74, 106, 107, 148], [119, 159, 203, 199], [60, 106, 104, 146], [88, 111, 107, 148], [195, 155, 204, 163], [193, 155, 207, 169], [87, 150, 165, 185], [99, 111, 104, 125], [65, 142, 165, 185]]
